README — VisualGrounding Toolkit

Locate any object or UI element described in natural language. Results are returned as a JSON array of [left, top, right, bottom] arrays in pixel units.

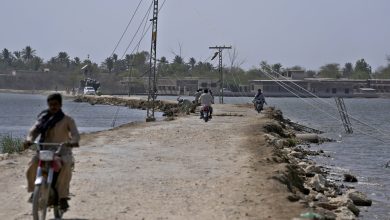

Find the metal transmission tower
[[334, 97, 353, 133], [209, 46, 232, 104], [146, 0, 159, 122]]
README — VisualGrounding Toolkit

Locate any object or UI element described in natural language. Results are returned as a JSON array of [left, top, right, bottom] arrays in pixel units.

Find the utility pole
[[209, 45, 232, 104], [127, 64, 134, 97], [146, 0, 159, 122]]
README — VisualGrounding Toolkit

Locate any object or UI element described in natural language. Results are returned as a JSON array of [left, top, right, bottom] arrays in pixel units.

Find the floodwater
[[1, 93, 389, 219], [0, 93, 162, 138]]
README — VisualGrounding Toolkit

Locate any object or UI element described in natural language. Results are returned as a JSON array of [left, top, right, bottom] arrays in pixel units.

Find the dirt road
[[0, 104, 304, 220]]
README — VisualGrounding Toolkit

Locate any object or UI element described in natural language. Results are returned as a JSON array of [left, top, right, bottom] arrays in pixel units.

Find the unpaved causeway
[[0, 104, 304, 220]]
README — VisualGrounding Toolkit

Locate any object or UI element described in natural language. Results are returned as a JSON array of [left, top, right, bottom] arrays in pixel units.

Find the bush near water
[[0, 134, 23, 154]]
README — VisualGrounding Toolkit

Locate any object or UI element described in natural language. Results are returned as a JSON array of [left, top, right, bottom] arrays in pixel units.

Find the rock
[[329, 196, 360, 216], [288, 151, 305, 159], [287, 194, 301, 202], [305, 165, 322, 174], [298, 162, 309, 169], [346, 201, 360, 216], [315, 207, 337, 220], [310, 174, 327, 192], [335, 207, 356, 220], [317, 202, 338, 210], [343, 174, 358, 183], [296, 133, 320, 143], [315, 193, 329, 202], [348, 191, 372, 206], [324, 189, 338, 198]]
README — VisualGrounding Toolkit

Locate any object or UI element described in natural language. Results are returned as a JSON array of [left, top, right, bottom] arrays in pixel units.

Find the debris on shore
[[263, 107, 371, 220]]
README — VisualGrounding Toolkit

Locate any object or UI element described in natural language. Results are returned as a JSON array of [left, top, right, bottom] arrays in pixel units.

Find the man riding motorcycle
[[199, 88, 214, 119], [24, 93, 80, 212], [253, 89, 267, 112]]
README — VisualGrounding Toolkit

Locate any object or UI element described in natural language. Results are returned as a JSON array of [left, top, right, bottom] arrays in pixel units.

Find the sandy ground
[[0, 104, 304, 220]]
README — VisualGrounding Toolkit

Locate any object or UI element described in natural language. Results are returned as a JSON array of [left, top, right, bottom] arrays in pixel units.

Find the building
[[121, 77, 220, 95], [305, 78, 367, 97], [249, 78, 377, 97], [368, 79, 390, 93], [249, 80, 309, 97]]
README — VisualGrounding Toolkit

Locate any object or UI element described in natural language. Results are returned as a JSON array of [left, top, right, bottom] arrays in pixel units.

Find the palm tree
[[104, 57, 114, 73], [173, 55, 183, 64], [21, 46, 36, 63], [189, 57, 196, 69], [57, 52, 70, 67], [1, 48, 12, 65], [13, 51, 21, 59], [73, 57, 81, 66], [112, 53, 118, 62]]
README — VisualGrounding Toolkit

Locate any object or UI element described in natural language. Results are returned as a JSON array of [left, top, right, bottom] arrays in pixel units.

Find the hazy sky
[[1, 0, 389, 70]]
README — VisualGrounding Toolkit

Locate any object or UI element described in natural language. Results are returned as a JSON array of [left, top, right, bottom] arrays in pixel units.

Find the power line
[[110, 0, 144, 57], [260, 69, 388, 143], [120, 1, 154, 59], [262, 65, 390, 136]]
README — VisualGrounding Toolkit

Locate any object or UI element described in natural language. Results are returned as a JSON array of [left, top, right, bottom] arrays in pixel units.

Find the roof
[[250, 79, 303, 82]]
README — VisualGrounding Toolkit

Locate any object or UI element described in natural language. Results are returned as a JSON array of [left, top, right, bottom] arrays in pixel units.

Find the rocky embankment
[[74, 95, 182, 117], [263, 108, 372, 220]]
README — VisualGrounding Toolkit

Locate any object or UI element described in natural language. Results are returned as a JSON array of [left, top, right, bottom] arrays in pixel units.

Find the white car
[[83, 86, 96, 95]]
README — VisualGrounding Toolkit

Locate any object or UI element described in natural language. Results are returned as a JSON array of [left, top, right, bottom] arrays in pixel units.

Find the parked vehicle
[[31, 142, 68, 220], [83, 86, 96, 95]]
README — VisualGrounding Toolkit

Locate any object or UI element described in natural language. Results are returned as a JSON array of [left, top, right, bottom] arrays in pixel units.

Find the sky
[[1, 0, 389, 71]]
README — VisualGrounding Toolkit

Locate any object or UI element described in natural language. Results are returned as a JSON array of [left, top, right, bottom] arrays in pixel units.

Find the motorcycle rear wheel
[[32, 184, 50, 220]]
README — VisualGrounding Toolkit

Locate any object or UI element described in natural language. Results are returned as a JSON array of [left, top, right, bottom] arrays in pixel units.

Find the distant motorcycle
[[200, 105, 212, 122], [253, 100, 264, 113], [31, 142, 69, 220]]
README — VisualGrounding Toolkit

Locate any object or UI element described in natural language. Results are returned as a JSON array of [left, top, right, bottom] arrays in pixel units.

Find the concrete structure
[[249, 78, 383, 98], [249, 80, 309, 97], [121, 77, 220, 96]]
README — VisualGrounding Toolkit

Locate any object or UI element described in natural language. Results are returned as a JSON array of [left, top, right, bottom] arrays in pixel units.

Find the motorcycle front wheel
[[32, 184, 50, 220]]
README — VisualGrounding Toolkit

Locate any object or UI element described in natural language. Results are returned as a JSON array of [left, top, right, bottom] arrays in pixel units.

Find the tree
[[352, 59, 371, 79], [343, 62, 354, 78], [188, 57, 196, 69], [318, 63, 341, 78], [31, 57, 43, 71], [159, 56, 167, 64], [272, 63, 282, 73], [259, 60, 270, 72], [57, 52, 70, 67], [1, 48, 12, 65], [13, 51, 21, 59], [112, 53, 118, 62], [73, 57, 81, 66], [104, 57, 114, 73], [21, 46, 36, 63], [289, 65, 305, 71], [173, 55, 183, 65]]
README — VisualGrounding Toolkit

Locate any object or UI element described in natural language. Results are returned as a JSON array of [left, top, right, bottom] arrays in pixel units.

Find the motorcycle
[[253, 100, 264, 113], [31, 142, 68, 220], [200, 105, 212, 122]]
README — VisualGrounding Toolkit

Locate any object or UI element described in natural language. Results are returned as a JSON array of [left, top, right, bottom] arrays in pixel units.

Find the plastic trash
[[300, 212, 324, 219]]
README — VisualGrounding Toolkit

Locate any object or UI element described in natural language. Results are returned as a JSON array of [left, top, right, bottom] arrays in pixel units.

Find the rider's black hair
[[47, 93, 62, 105], [204, 89, 209, 93]]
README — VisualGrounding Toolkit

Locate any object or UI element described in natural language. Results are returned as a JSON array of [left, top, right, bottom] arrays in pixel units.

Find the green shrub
[[0, 134, 23, 154]]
